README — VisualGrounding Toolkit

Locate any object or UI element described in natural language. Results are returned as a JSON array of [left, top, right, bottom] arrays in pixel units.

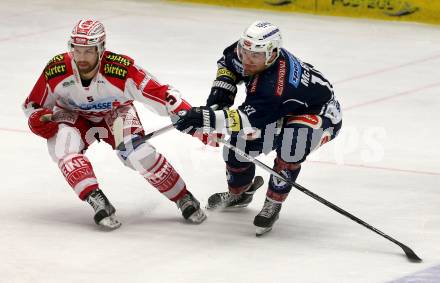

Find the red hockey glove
[[28, 108, 59, 139]]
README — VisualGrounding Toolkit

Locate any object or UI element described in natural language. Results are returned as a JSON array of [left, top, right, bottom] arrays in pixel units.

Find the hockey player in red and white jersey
[[22, 19, 207, 230]]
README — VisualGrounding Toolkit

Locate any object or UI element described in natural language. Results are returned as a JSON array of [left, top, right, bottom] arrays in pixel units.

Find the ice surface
[[1, 0, 439, 282]]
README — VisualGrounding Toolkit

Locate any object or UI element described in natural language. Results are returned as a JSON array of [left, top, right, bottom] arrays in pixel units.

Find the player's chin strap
[[113, 104, 219, 151]]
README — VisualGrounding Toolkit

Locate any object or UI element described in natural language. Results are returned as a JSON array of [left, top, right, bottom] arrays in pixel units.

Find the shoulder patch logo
[[46, 54, 65, 66], [103, 63, 128, 80], [105, 53, 132, 67], [45, 63, 67, 80], [286, 52, 302, 88]]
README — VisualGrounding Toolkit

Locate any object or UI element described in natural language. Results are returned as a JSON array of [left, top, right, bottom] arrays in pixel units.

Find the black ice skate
[[254, 198, 282, 237], [176, 192, 207, 224], [86, 189, 121, 230], [206, 176, 264, 210]]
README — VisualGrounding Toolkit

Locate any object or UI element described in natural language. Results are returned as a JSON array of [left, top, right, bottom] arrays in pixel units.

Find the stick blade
[[401, 245, 422, 263]]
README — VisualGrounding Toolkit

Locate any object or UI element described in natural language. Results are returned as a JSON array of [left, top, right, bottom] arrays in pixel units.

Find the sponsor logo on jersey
[[62, 80, 75, 87], [103, 63, 128, 80], [216, 68, 237, 82], [286, 51, 301, 88], [63, 96, 117, 112], [79, 101, 113, 111], [276, 60, 286, 96], [249, 75, 259, 93], [45, 63, 67, 80], [105, 53, 132, 67], [46, 54, 64, 66]]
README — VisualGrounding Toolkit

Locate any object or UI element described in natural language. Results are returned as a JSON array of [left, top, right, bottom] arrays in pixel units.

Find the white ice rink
[[1, 0, 439, 282]]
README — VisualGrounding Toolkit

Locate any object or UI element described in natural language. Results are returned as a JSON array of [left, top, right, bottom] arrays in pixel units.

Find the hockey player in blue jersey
[[174, 21, 342, 236]]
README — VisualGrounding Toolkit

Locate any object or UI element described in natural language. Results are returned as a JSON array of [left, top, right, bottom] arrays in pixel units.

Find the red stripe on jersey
[[141, 80, 168, 105], [287, 115, 321, 127], [171, 99, 191, 114], [142, 91, 166, 105], [26, 72, 49, 108], [39, 86, 49, 106]]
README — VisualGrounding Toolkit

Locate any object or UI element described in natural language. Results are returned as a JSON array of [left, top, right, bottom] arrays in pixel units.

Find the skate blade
[[98, 215, 122, 231], [255, 226, 273, 237], [187, 209, 207, 224], [206, 202, 250, 210], [206, 175, 263, 211]]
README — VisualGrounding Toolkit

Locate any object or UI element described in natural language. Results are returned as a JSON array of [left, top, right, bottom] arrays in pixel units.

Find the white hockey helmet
[[238, 21, 282, 66], [68, 19, 106, 55]]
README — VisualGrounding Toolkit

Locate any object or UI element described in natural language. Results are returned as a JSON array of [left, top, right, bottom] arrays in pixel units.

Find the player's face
[[73, 45, 99, 76], [238, 45, 267, 76]]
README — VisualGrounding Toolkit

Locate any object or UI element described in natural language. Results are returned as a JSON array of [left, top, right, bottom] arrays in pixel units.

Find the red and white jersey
[[23, 51, 190, 120]]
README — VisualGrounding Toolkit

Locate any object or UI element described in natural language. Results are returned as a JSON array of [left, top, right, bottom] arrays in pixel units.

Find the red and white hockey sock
[[143, 154, 188, 202], [58, 154, 99, 200]]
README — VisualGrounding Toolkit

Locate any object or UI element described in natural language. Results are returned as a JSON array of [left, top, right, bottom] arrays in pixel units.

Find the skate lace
[[87, 193, 106, 212], [178, 194, 198, 211], [220, 192, 241, 202], [259, 201, 280, 218]]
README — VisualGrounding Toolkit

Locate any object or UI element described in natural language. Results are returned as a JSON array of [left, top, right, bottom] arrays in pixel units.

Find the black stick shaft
[[116, 124, 175, 151], [116, 105, 219, 151], [221, 140, 422, 262]]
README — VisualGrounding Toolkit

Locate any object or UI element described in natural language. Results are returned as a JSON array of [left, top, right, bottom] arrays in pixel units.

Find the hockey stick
[[112, 116, 176, 151], [113, 105, 219, 151], [111, 105, 421, 261], [220, 139, 422, 263]]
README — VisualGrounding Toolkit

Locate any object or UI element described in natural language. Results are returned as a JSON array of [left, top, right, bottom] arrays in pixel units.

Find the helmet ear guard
[[237, 21, 282, 66]]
